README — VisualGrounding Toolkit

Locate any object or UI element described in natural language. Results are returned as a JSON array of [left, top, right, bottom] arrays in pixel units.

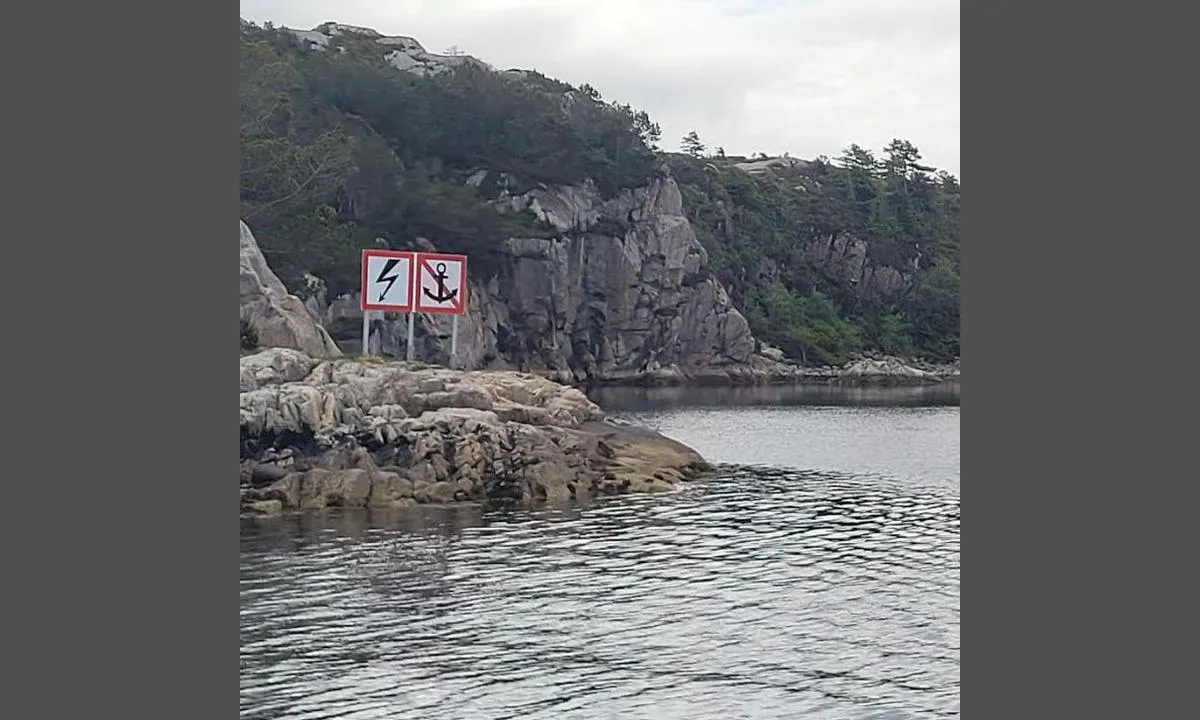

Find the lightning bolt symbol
[[375, 259, 402, 302]]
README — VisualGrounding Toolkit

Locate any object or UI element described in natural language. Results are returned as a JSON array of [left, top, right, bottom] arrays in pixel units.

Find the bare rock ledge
[[239, 349, 711, 516]]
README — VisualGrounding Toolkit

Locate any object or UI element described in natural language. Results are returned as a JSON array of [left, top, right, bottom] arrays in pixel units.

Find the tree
[[936, 170, 960, 192], [883, 138, 934, 180], [239, 40, 299, 140], [239, 131, 356, 223], [681, 130, 706, 157], [839, 144, 878, 174]]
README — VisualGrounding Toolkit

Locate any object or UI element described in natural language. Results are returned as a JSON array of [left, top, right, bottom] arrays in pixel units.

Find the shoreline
[[238, 348, 958, 519], [574, 371, 961, 391], [540, 358, 961, 391], [271, 352, 961, 391]]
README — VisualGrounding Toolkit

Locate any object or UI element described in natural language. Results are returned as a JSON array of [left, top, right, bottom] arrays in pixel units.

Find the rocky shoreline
[[240, 349, 712, 517], [546, 356, 961, 390], [240, 215, 956, 520]]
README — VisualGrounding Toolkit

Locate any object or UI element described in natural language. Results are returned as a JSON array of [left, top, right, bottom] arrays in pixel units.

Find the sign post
[[359, 250, 416, 357], [406, 311, 416, 361], [358, 249, 468, 365], [361, 311, 370, 357], [414, 252, 468, 368]]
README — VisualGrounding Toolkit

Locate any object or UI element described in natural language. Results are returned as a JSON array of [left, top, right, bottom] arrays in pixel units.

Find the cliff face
[[318, 172, 763, 383]]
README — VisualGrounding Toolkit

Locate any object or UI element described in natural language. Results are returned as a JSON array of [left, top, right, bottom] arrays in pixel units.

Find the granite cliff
[[308, 172, 776, 384]]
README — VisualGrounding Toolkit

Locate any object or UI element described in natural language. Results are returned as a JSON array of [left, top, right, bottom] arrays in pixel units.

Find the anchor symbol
[[423, 262, 459, 304]]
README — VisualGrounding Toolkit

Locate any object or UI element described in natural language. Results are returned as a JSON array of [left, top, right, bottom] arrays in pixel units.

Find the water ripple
[[242, 465, 959, 719]]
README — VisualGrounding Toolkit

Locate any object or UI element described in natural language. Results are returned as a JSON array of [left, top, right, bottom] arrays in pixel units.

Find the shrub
[[240, 317, 260, 352]]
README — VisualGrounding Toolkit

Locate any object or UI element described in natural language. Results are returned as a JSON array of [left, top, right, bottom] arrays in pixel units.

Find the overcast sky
[[240, 0, 960, 178]]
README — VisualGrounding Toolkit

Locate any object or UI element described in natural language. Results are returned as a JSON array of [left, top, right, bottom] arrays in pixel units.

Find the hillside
[[668, 148, 960, 364], [239, 20, 960, 371]]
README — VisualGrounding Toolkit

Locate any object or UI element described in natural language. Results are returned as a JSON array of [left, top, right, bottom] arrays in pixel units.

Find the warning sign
[[414, 253, 467, 315], [360, 250, 415, 312]]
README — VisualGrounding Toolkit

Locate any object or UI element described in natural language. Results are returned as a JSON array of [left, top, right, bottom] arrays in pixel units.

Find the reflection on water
[[589, 381, 960, 413], [242, 470, 959, 719]]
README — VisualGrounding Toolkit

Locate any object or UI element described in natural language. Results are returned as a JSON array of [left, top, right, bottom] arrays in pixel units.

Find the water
[[241, 384, 960, 719]]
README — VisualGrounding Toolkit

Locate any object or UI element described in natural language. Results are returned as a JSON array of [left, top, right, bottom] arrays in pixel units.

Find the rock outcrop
[[240, 220, 342, 358], [835, 357, 949, 385], [288, 23, 492, 77], [239, 349, 710, 516], [733, 156, 817, 175]]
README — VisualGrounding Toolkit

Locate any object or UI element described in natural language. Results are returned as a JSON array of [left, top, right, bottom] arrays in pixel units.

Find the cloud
[[240, 0, 960, 177]]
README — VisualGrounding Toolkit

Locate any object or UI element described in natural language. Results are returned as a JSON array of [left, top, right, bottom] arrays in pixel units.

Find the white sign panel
[[415, 253, 468, 315], [360, 250, 415, 312]]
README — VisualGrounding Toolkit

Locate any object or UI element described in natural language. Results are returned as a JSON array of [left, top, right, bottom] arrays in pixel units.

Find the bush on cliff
[[240, 317, 259, 352]]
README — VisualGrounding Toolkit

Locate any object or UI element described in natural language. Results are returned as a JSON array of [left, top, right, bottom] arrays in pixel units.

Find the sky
[[239, 0, 960, 178]]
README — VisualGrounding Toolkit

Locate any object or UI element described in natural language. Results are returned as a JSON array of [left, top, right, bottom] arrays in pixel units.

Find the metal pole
[[406, 312, 416, 361], [450, 314, 458, 369], [361, 311, 370, 357]]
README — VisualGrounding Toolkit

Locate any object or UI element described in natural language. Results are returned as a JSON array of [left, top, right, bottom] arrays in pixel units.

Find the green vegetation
[[667, 141, 960, 363], [239, 21, 959, 366], [240, 317, 259, 352]]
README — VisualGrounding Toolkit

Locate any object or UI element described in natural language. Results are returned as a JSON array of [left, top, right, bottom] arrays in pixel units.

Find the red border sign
[[414, 252, 468, 315], [360, 249, 416, 312]]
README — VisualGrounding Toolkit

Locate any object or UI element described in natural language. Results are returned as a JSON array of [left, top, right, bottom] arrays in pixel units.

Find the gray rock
[[241, 499, 283, 516], [759, 343, 786, 362], [239, 351, 711, 513], [240, 220, 342, 358], [288, 24, 493, 77], [732, 156, 816, 175], [248, 462, 290, 487], [837, 357, 943, 385], [239, 348, 318, 392]]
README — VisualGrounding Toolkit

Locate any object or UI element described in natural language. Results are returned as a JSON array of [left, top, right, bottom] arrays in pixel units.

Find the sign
[[357, 249, 468, 363], [415, 252, 468, 315], [360, 250, 415, 312]]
